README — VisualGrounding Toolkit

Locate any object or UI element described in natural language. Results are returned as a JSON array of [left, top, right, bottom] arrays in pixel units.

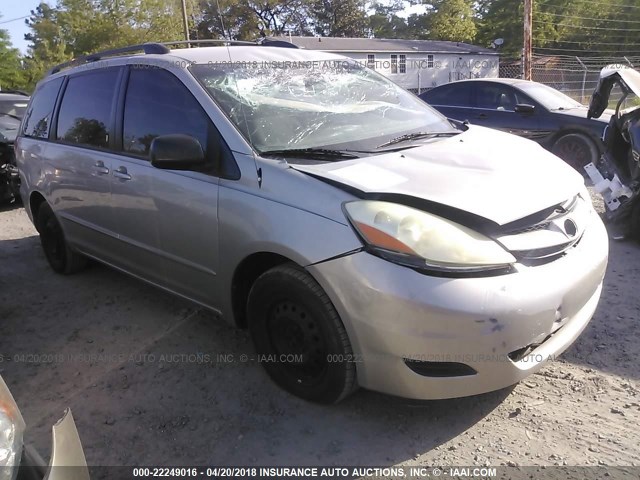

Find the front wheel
[[247, 263, 357, 404], [35, 203, 87, 274], [551, 133, 599, 173]]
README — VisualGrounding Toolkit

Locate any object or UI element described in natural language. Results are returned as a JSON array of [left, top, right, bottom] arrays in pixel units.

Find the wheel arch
[[549, 126, 604, 152], [29, 191, 47, 228], [230, 251, 299, 329]]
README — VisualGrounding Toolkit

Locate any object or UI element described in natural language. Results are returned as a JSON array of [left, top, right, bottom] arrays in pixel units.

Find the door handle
[[94, 161, 109, 175], [477, 113, 488, 119], [113, 166, 132, 180]]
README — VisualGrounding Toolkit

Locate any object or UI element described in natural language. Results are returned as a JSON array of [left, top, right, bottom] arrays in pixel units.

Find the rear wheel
[[35, 203, 87, 274], [247, 263, 357, 404], [551, 133, 599, 173]]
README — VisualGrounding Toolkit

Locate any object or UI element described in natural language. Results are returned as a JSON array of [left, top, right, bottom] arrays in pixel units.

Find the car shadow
[[0, 200, 23, 213], [0, 233, 512, 468]]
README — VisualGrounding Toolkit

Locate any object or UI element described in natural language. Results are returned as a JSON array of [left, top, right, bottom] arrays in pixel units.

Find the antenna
[[216, 0, 230, 41]]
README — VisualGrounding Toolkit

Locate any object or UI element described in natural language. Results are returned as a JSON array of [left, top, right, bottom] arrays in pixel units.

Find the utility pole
[[523, 0, 532, 80], [181, 0, 190, 45]]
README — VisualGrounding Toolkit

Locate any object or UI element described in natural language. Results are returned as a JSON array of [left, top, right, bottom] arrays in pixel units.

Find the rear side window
[[423, 83, 474, 107], [21, 77, 63, 139], [56, 69, 119, 148], [123, 68, 209, 156]]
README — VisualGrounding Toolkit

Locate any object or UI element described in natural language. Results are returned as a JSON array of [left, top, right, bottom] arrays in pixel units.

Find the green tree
[[310, 0, 367, 37], [22, 3, 69, 89], [22, 0, 190, 89], [367, 1, 410, 39], [196, 0, 258, 40], [245, 0, 312, 36], [0, 27, 25, 90], [476, 0, 640, 58], [406, 12, 431, 40], [197, 0, 310, 39], [427, 0, 477, 43], [533, 0, 640, 56], [475, 0, 523, 55]]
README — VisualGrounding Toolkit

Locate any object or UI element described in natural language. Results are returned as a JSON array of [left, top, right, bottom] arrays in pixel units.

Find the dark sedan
[[419, 79, 610, 172], [0, 90, 29, 204]]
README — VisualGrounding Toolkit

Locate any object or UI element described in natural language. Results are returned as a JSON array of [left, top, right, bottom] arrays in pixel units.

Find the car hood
[[588, 66, 640, 119], [552, 105, 612, 123], [291, 126, 584, 226]]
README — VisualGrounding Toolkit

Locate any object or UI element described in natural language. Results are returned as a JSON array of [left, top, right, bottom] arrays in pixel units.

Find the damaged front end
[[587, 66, 640, 238]]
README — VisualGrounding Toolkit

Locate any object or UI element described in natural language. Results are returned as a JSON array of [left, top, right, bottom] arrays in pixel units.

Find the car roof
[[45, 44, 351, 81], [428, 78, 537, 89], [168, 45, 347, 64], [0, 92, 29, 100]]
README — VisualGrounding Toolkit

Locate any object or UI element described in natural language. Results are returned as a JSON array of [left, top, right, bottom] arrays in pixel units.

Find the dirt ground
[[0, 193, 639, 470]]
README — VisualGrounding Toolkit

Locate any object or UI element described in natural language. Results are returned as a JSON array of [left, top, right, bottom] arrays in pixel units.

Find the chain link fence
[[500, 54, 640, 104]]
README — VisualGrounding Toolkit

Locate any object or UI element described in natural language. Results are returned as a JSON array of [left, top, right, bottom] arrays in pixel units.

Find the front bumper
[[308, 210, 609, 400]]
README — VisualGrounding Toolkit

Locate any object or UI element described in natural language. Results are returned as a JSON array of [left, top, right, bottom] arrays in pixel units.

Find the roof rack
[[259, 38, 299, 49], [162, 39, 298, 49], [46, 38, 299, 76], [47, 43, 170, 76], [162, 39, 256, 47]]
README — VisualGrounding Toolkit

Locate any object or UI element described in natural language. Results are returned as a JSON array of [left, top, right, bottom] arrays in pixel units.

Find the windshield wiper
[[259, 148, 360, 160], [377, 131, 460, 149]]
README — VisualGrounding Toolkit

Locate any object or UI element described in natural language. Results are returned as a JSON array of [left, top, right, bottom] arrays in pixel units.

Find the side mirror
[[150, 134, 205, 170], [514, 104, 535, 114]]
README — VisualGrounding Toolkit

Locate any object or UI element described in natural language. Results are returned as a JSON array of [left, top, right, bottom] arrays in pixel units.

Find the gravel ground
[[0, 195, 639, 469]]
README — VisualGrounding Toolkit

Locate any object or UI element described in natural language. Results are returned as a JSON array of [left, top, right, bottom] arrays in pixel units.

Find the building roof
[[280, 36, 497, 55]]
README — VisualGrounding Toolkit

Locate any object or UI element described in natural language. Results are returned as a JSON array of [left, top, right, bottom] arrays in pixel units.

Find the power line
[[0, 14, 30, 25], [532, 52, 640, 58], [542, 12, 640, 24], [531, 53, 640, 62], [546, 40, 640, 45], [543, 0, 640, 10], [534, 20, 640, 31], [534, 46, 640, 53]]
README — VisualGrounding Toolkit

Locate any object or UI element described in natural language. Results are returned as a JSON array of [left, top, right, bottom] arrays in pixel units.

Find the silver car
[[16, 42, 608, 403]]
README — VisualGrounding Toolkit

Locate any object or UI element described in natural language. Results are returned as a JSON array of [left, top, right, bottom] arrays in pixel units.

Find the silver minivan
[[16, 42, 609, 403]]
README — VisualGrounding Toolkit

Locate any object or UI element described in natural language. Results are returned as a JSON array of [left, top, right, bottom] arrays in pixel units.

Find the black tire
[[551, 133, 599, 173], [247, 263, 357, 404], [35, 203, 87, 274]]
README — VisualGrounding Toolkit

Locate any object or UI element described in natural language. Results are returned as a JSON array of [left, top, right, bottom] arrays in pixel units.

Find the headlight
[[0, 377, 25, 480], [344, 201, 516, 274]]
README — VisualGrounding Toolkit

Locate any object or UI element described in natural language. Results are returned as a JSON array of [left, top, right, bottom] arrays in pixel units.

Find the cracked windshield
[[190, 60, 454, 153]]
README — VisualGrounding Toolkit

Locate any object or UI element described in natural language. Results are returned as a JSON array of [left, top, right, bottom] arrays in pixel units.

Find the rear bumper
[[308, 210, 608, 400]]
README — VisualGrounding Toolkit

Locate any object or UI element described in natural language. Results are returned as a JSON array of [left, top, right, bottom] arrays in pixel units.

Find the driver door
[[110, 66, 222, 308], [472, 82, 541, 140]]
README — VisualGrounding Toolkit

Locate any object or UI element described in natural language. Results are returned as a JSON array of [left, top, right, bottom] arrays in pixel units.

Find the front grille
[[507, 221, 550, 236], [512, 237, 580, 261], [495, 195, 589, 264]]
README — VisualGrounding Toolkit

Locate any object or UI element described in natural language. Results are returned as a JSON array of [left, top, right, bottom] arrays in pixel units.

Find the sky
[[0, 0, 427, 55], [0, 0, 37, 54]]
